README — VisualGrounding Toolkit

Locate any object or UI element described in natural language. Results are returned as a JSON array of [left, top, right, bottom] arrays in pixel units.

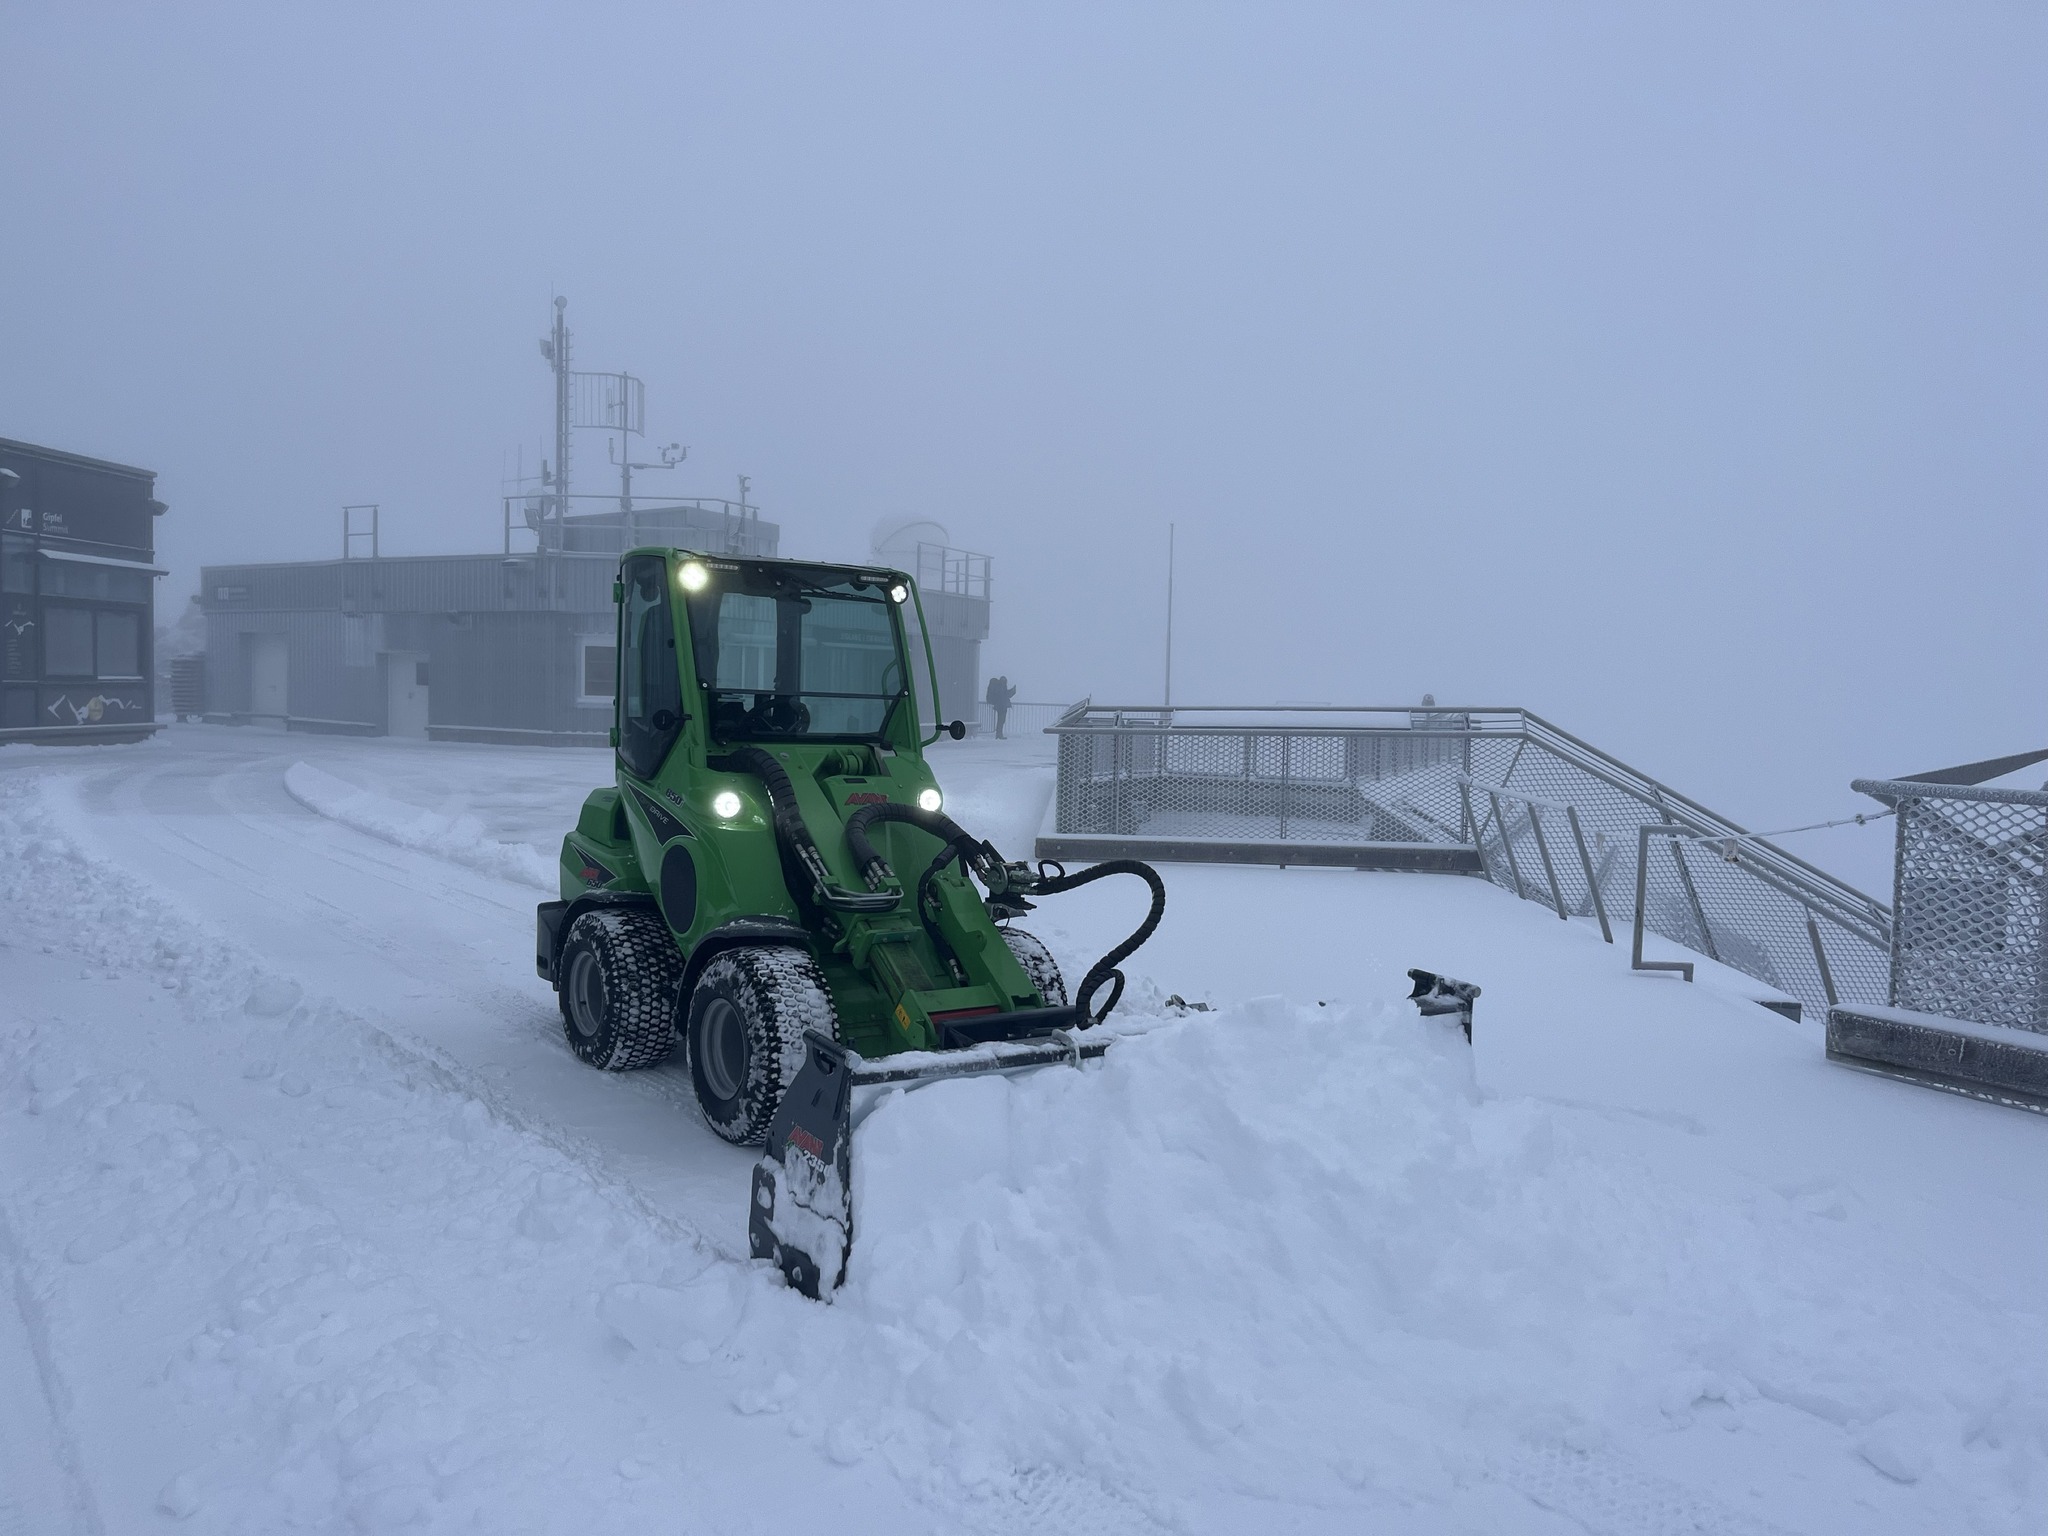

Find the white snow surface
[[3, 726, 2046, 1534]]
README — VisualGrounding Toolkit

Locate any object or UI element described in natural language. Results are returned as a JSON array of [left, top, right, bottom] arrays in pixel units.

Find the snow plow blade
[[750, 1027, 1111, 1299]]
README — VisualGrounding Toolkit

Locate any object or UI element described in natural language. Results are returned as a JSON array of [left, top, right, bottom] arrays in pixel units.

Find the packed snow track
[[3, 726, 2045, 1534]]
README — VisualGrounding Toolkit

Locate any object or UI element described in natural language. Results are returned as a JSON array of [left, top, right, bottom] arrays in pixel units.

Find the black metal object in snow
[[1408, 968, 1480, 1041]]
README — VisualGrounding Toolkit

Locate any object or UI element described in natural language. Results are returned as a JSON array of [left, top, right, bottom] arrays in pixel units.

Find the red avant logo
[[844, 792, 888, 805], [789, 1127, 826, 1159]]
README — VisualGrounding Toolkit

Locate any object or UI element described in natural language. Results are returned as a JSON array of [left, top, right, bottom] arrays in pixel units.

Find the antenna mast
[[1163, 522, 1176, 710], [550, 296, 571, 539]]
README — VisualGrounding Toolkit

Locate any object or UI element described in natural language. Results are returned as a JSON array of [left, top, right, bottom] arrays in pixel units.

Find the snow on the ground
[[282, 758, 557, 890], [3, 725, 2046, 1534]]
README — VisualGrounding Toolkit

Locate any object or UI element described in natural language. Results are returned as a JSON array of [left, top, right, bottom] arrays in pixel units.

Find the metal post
[[2037, 802, 2048, 1028], [1805, 913, 1839, 1008], [1566, 805, 1613, 943], [1633, 826, 1695, 981], [1457, 779, 1478, 852], [1528, 804, 1568, 920], [1279, 733, 1292, 841], [1489, 790, 1527, 900], [1115, 728, 1129, 836], [553, 297, 571, 527], [1163, 522, 1175, 712], [1666, 834, 1721, 962], [1888, 798, 1910, 1008]]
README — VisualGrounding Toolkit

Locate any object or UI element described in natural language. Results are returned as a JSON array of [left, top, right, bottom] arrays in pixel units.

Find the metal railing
[[975, 699, 1081, 738], [500, 494, 769, 557], [913, 542, 991, 601], [1853, 777, 2048, 1032], [1044, 704, 1893, 1018]]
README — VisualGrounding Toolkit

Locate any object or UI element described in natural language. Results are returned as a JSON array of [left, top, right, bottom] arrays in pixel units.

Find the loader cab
[[615, 550, 926, 773]]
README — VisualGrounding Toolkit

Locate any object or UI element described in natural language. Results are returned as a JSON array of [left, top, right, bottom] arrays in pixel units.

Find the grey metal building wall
[[429, 609, 612, 745], [200, 552, 621, 743]]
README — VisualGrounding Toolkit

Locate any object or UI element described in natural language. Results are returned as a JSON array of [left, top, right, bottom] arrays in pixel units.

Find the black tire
[[557, 907, 681, 1070], [1002, 927, 1068, 1007], [686, 946, 838, 1146]]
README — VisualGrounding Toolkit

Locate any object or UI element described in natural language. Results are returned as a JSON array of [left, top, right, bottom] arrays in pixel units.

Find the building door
[[249, 634, 288, 729], [385, 652, 429, 738]]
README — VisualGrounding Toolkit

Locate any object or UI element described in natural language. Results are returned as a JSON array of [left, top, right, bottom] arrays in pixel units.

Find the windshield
[[684, 568, 908, 740]]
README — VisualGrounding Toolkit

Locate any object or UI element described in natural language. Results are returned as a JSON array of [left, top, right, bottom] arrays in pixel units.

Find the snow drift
[[284, 759, 557, 890]]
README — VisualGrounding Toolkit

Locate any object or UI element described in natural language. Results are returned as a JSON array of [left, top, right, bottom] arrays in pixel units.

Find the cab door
[[617, 553, 686, 781]]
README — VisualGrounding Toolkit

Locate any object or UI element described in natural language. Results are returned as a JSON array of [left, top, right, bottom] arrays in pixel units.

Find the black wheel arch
[[538, 890, 660, 986], [678, 916, 816, 1000]]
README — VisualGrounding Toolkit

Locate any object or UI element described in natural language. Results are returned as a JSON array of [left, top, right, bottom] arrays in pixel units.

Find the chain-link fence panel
[[1850, 779, 2048, 1031]]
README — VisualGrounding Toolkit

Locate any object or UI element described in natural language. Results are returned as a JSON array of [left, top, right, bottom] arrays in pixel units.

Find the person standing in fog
[[985, 675, 1017, 738]]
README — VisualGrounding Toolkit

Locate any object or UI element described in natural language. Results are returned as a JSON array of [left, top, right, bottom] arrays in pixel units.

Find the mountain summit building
[[194, 504, 992, 746], [1, 436, 167, 746]]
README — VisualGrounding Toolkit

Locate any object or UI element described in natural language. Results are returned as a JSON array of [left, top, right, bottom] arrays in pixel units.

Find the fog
[[5, 3, 2043, 894]]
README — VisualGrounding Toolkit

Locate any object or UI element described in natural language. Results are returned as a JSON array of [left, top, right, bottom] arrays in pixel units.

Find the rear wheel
[[1002, 927, 1068, 1007], [558, 907, 681, 1070], [687, 946, 838, 1146]]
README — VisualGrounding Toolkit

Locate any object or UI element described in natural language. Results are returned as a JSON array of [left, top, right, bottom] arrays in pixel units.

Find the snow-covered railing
[[1042, 704, 1892, 1019]]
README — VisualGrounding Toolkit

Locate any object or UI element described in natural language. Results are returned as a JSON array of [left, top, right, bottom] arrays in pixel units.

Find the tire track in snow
[[0, 1208, 103, 1536], [51, 756, 756, 1255]]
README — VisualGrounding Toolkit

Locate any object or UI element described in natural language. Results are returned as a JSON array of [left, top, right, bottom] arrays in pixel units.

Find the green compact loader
[[536, 549, 1163, 1298]]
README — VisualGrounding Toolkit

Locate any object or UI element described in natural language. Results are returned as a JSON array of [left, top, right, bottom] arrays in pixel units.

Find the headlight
[[916, 787, 942, 813], [679, 561, 710, 593], [888, 583, 908, 604], [712, 790, 743, 819]]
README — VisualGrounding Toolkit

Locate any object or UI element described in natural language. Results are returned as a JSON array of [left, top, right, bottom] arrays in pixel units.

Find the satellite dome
[[869, 516, 949, 560]]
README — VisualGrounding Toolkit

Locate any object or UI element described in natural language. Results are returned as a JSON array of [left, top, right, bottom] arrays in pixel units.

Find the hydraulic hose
[[1028, 860, 1168, 1027], [724, 747, 900, 913], [843, 800, 992, 889], [848, 803, 1165, 1026]]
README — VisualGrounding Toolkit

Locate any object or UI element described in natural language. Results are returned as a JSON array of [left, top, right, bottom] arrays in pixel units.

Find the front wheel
[[1001, 927, 1068, 1007], [686, 946, 838, 1146], [558, 907, 682, 1070]]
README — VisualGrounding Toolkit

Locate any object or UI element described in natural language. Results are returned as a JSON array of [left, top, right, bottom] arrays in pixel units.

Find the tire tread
[[560, 907, 680, 1070]]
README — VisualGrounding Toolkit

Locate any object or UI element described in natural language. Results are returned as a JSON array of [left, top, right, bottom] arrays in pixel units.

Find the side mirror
[[948, 719, 967, 740]]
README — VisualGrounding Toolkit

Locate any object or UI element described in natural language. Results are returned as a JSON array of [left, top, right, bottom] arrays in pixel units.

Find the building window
[[95, 611, 140, 678], [42, 606, 142, 679], [579, 638, 616, 705], [42, 562, 147, 602], [0, 537, 31, 594], [44, 607, 94, 676]]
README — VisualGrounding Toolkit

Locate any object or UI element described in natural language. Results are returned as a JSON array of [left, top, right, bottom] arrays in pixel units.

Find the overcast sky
[[4, 2, 2042, 892]]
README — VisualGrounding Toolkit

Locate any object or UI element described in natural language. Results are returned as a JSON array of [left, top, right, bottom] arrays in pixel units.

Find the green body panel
[[556, 548, 1045, 1060], [560, 788, 647, 895]]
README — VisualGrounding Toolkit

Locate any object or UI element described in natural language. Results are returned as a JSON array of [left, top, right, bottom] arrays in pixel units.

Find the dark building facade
[[195, 504, 997, 748], [0, 437, 166, 745], [198, 505, 781, 746]]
